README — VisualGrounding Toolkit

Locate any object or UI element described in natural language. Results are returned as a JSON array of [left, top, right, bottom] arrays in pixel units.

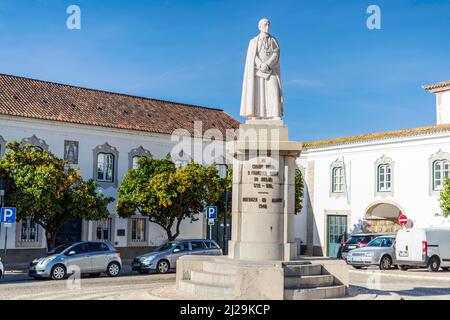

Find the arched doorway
[[363, 201, 404, 233]]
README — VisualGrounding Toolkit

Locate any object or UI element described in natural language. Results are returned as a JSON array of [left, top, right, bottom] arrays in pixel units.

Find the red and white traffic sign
[[399, 214, 408, 227]]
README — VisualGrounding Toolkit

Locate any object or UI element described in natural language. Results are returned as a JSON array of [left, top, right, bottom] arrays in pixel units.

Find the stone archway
[[363, 200, 404, 233]]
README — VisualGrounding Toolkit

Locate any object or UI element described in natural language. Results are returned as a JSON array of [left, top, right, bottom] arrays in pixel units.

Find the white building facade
[[296, 80, 450, 257], [0, 74, 238, 263]]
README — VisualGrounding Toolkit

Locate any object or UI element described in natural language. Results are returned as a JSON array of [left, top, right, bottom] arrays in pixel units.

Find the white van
[[395, 228, 450, 272]]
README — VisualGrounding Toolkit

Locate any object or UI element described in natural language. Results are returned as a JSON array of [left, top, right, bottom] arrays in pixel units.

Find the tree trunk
[[166, 227, 175, 241], [46, 230, 57, 251], [173, 217, 183, 240]]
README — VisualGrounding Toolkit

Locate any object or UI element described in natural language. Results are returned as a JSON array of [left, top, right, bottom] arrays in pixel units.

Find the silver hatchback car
[[132, 239, 222, 274], [29, 241, 122, 280], [346, 235, 396, 270]]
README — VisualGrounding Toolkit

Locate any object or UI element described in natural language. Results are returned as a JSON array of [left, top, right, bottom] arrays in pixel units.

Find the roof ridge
[[0, 73, 224, 112], [303, 124, 450, 149]]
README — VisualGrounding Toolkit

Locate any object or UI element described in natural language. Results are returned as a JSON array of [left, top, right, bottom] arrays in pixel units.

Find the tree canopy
[[0, 142, 113, 249], [117, 157, 224, 241], [440, 178, 450, 217]]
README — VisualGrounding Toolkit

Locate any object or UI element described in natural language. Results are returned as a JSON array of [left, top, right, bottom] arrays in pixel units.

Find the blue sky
[[0, 0, 449, 141]]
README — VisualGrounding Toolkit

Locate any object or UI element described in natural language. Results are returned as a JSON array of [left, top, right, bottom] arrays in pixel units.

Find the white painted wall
[[296, 132, 450, 255], [438, 90, 450, 125], [0, 115, 224, 249]]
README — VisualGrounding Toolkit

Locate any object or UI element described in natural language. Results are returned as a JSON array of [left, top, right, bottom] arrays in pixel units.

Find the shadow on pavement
[[350, 285, 450, 298]]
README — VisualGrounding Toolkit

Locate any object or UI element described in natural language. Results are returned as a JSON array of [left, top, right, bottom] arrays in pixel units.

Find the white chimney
[[424, 80, 450, 125]]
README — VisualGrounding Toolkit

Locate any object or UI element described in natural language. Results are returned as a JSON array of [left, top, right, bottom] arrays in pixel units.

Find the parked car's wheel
[[399, 265, 409, 271], [442, 267, 450, 271], [51, 264, 67, 280], [106, 262, 121, 277], [352, 266, 362, 269], [157, 260, 170, 274], [379, 255, 393, 270], [428, 256, 440, 272]]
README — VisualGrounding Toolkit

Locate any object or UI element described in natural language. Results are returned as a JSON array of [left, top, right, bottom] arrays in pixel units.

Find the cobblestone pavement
[[0, 268, 177, 300], [3, 264, 450, 300], [348, 266, 450, 300]]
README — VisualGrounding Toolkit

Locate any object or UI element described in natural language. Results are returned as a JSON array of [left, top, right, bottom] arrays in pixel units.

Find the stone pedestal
[[176, 121, 349, 300], [227, 121, 302, 261]]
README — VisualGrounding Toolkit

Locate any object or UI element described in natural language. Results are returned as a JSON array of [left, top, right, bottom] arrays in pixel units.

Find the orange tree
[[117, 157, 224, 241], [0, 142, 113, 249], [440, 178, 450, 217]]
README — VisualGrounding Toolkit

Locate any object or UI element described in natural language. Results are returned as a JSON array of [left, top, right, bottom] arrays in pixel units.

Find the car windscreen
[[367, 237, 395, 247], [347, 236, 371, 244], [47, 243, 72, 255], [156, 242, 176, 252]]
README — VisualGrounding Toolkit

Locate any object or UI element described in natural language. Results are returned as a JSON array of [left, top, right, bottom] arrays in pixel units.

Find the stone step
[[191, 270, 236, 287], [179, 280, 234, 297], [284, 264, 323, 277], [285, 285, 347, 300], [284, 274, 335, 289], [203, 261, 238, 275]]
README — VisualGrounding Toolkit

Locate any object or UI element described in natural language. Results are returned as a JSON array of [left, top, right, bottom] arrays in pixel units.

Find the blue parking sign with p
[[1, 207, 17, 224], [206, 206, 218, 220]]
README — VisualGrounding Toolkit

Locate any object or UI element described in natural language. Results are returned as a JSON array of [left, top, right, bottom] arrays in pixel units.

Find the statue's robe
[[240, 34, 283, 119]]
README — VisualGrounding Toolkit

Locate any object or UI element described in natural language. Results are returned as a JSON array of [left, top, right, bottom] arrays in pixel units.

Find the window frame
[[15, 218, 41, 248], [0, 135, 6, 157], [429, 149, 450, 195], [127, 217, 148, 245], [374, 155, 394, 197], [377, 164, 392, 192], [329, 159, 346, 198], [128, 146, 152, 170], [93, 143, 119, 188], [21, 135, 49, 151], [97, 152, 115, 182], [20, 218, 38, 242], [332, 166, 345, 193], [433, 159, 449, 191]]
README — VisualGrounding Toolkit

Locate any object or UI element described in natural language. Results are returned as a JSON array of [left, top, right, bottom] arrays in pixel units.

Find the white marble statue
[[240, 18, 283, 121]]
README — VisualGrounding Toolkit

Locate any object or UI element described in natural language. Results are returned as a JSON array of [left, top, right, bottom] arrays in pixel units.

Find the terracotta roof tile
[[303, 124, 450, 150], [423, 80, 450, 91], [0, 74, 240, 138]]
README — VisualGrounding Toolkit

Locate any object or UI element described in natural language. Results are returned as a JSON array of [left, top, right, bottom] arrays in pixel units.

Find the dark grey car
[[132, 239, 222, 274], [29, 241, 122, 280]]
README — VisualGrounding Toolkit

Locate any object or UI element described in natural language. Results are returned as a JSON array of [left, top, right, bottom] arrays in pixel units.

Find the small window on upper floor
[[332, 167, 344, 193], [97, 153, 114, 182], [433, 159, 449, 191], [132, 156, 141, 169], [377, 164, 392, 192]]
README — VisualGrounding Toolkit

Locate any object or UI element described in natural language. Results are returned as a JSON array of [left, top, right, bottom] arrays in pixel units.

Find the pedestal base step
[[203, 261, 238, 275], [190, 270, 236, 287], [177, 256, 349, 300], [285, 274, 335, 289], [284, 264, 323, 276], [285, 285, 347, 300], [178, 280, 234, 297]]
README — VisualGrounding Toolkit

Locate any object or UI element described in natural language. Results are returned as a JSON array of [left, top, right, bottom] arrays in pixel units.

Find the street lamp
[[215, 162, 229, 255]]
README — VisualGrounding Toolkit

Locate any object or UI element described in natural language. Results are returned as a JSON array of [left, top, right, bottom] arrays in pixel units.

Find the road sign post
[[206, 206, 218, 241], [1, 207, 17, 256], [399, 214, 408, 228], [208, 219, 215, 240]]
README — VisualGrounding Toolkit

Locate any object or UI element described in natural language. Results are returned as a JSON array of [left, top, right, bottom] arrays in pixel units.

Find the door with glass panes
[[327, 215, 348, 258]]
